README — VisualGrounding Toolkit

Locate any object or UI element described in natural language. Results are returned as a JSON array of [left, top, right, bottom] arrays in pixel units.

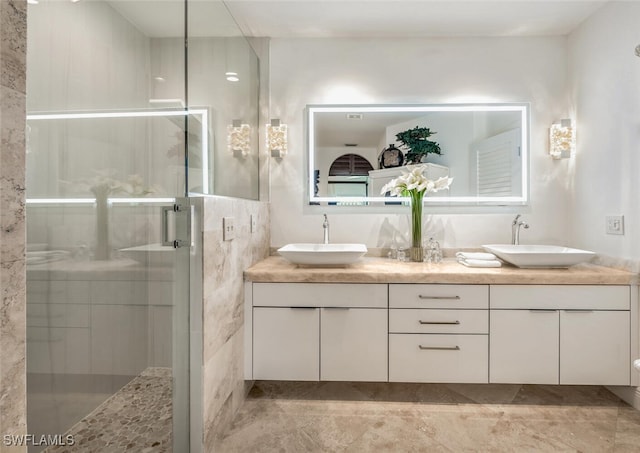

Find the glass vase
[[409, 190, 424, 262], [94, 190, 111, 260]]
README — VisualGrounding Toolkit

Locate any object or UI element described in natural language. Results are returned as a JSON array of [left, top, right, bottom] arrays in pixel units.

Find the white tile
[[148, 306, 172, 367], [27, 303, 89, 328], [65, 328, 91, 374], [148, 281, 174, 306], [66, 281, 91, 304], [90, 280, 148, 305], [90, 305, 148, 375]]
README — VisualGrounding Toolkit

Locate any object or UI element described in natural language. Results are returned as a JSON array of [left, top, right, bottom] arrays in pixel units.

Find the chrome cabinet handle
[[418, 295, 461, 300], [418, 345, 460, 351], [289, 307, 316, 310], [418, 320, 460, 325]]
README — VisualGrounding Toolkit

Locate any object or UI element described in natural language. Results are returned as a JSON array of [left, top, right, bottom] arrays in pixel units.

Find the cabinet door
[[253, 307, 319, 380], [490, 310, 559, 384], [320, 308, 388, 382], [560, 310, 630, 385]]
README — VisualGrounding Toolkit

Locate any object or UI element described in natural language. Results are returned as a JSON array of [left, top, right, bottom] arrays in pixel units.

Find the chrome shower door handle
[[162, 203, 191, 248], [161, 205, 175, 246]]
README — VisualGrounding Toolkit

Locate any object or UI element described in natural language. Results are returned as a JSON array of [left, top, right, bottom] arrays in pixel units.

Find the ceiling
[[107, 0, 609, 38], [224, 0, 608, 38]]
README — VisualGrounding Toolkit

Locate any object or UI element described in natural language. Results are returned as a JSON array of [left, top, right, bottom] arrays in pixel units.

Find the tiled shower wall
[[200, 197, 270, 450], [0, 0, 27, 451]]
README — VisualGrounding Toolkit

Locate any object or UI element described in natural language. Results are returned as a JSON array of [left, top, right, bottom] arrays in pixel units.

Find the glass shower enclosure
[[25, 1, 207, 451]]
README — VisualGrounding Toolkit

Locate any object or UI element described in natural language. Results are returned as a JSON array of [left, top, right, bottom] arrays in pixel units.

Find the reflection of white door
[[470, 128, 521, 197]]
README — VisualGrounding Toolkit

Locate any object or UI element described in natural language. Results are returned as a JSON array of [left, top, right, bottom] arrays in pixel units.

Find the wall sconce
[[549, 119, 575, 159], [227, 120, 251, 158], [267, 119, 288, 158]]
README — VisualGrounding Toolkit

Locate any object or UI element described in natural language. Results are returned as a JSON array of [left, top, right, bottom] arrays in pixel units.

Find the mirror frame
[[306, 103, 530, 206]]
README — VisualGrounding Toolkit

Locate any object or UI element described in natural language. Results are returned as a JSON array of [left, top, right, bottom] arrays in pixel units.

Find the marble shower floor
[[217, 381, 640, 452]]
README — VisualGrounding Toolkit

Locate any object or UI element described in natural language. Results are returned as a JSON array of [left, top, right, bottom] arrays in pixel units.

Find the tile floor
[[216, 381, 640, 452]]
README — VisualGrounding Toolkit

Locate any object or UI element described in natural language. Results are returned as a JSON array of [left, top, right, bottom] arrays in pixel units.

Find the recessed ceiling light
[[27, 0, 38, 4], [225, 71, 239, 82], [154, 76, 166, 83]]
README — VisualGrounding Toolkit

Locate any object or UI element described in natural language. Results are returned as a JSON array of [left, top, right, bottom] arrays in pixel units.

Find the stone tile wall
[[0, 1, 27, 452], [200, 197, 269, 450]]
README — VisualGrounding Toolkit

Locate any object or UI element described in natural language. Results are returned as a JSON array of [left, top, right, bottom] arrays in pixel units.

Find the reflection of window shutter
[[477, 145, 513, 196], [473, 128, 522, 197], [329, 154, 373, 176]]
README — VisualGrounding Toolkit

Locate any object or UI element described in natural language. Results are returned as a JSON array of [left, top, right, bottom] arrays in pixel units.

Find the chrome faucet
[[511, 214, 529, 245], [322, 214, 330, 244]]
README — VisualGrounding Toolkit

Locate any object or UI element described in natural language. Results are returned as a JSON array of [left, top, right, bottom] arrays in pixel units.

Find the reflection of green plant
[[395, 126, 441, 164]]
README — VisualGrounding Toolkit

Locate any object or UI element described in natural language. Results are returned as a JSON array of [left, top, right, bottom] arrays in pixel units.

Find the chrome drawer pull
[[418, 295, 461, 300], [418, 345, 460, 351], [418, 320, 460, 325]]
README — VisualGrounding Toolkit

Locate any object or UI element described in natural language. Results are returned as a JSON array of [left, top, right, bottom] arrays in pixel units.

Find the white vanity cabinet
[[245, 259, 638, 387], [253, 306, 319, 380], [388, 284, 489, 383], [560, 309, 630, 385], [320, 307, 387, 381], [489, 309, 559, 384], [489, 285, 631, 386], [249, 283, 388, 382]]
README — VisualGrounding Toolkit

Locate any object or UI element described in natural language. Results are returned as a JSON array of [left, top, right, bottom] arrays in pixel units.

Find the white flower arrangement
[[381, 165, 453, 261], [380, 165, 453, 197], [70, 170, 158, 199]]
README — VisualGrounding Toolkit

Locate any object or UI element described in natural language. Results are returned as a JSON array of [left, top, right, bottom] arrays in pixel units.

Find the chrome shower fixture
[[636, 44, 640, 57]]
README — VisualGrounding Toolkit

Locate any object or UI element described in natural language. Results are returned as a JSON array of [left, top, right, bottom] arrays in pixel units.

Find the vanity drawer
[[389, 284, 488, 309], [253, 283, 387, 308], [389, 309, 488, 334], [490, 285, 630, 310], [389, 334, 488, 383]]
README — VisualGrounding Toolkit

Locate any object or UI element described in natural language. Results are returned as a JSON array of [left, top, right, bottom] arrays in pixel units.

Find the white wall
[[269, 37, 570, 248], [567, 2, 640, 264]]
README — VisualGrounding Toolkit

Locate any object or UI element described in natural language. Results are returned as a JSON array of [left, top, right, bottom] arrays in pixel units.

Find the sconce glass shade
[[267, 119, 288, 158], [549, 119, 575, 159], [227, 120, 251, 157]]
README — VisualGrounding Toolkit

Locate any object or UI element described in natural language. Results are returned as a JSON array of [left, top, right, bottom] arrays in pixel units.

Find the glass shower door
[[25, 1, 197, 450], [25, 112, 195, 452]]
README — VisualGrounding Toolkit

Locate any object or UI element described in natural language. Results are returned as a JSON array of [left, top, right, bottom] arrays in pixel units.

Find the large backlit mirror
[[307, 104, 529, 206]]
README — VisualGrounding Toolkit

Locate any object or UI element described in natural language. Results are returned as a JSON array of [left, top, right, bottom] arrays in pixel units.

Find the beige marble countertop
[[244, 256, 639, 285]]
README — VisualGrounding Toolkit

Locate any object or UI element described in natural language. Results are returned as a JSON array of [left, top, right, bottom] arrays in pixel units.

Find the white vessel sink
[[278, 243, 368, 266], [482, 244, 595, 268]]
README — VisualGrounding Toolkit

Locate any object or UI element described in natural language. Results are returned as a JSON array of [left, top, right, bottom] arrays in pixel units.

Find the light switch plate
[[223, 217, 235, 241], [250, 214, 257, 234], [606, 215, 624, 235]]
